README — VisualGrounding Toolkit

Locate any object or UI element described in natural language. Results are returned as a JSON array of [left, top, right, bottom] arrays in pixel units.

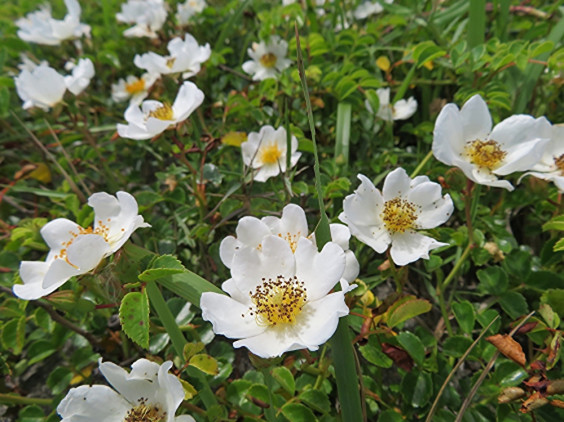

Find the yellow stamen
[[277, 231, 300, 253], [249, 275, 307, 326], [55, 222, 112, 266], [124, 398, 165, 422], [464, 139, 506, 170], [259, 53, 277, 68], [260, 144, 282, 165], [125, 78, 146, 95], [148, 103, 174, 121], [166, 57, 176, 68], [554, 154, 564, 174], [380, 198, 418, 233]]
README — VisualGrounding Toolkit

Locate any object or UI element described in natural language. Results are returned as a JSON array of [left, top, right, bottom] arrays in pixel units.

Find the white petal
[[235, 216, 272, 249], [294, 292, 348, 350], [459, 94, 492, 142], [262, 204, 308, 244], [153, 361, 185, 418], [253, 163, 281, 182], [40, 218, 82, 251], [172, 81, 205, 122], [221, 278, 250, 304], [341, 174, 383, 226], [57, 385, 129, 422], [342, 250, 360, 283], [432, 104, 465, 165], [392, 97, 417, 120], [233, 325, 304, 358], [495, 138, 550, 176], [407, 182, 454, 229], [490, 115, 552, 149], [200, 292, 265, 339], [294, 238, 345, 301], [345, 219, 391, 254], [382, 167, 412, 200], [329, 223, 351, 250], [99, 359, 159, 405], [390, 231, 447, 266], [13, 261, 54, 300], [219, 236, 241, 269]]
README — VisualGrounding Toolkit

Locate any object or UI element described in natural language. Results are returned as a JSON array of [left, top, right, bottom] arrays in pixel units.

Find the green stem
[[0, 394, 52, 406], [146, 281, 218, 410], [410, 150, 434, 178], [442, 242, 473, 289], [261, 368, 278, 422], [437, 283, 454, 336], [313, 344, 328, 390]]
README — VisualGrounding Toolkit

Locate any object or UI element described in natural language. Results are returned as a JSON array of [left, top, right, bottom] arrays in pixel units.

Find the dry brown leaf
[[381, 343, 413, 372], [520, 392, 548, 413], [550, 399, 564, 409], [498, 387, 525, 403], [486, 334, 526, 367]]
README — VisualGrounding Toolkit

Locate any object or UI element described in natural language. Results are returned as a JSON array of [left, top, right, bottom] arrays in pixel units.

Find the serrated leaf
[[138, 254, 186, 281], [281, 403, 317, 422], [1, 316, 26, 355], [386, 296, 432, 328], [272, 366, 295, 395], [119, 291, 150, 349], [183, 342, 205, 361], [190, 353, 218, 375]]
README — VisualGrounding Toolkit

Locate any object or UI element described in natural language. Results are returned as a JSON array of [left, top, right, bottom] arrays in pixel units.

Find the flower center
[[465, 139, 506, 170], [53, 221, 112, 267], [148, 103, 174, 120], [277, 231, 301, 253], [249, 275, 307, 326], [554, 154, 564, 174], [125, 78, 146, 95], [166, 57, 176, 68], [259, 53, 277, 68], [124, 398, 165, 422], [380, 198, 418, 233], [260, 144, 282, 165]]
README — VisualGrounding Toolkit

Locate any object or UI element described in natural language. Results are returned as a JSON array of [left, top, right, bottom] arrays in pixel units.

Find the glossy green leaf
[[477, 266, 508, 295], [452, 300, 476, 334], [119, 290, 150, 349], [387, 296, 432, 328], [272, 366, 295, 395], [190, 353, 218, 375], [442, 336, 473, 358], [499, 292, 529, 320], [138, 254, 186, 281], [299, 389, 331, 414], [397, 332, 425, 366], [1, 315, 25, 355], [281, 403, 317, 422], [183, 342, 205, 361]]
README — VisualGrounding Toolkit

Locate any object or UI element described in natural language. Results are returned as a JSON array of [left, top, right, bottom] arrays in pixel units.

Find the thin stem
[[442, 242, 473, 289], [313, 344, 328, 389], [464, 179, 476, 245], [410, 150, 434, 178], [261, 368, 278, 422], [0, 393, 52, 406], [437, 284, 454, 336]]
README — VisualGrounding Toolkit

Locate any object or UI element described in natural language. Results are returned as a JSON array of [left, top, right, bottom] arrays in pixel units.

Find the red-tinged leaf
[[381, 343, 413, 372], [486, 334, 526, 367], [520, 392, 548, 413], [523, 376, 549, 391], [516, 322, 538, 334], [530, 361, 546, 371]]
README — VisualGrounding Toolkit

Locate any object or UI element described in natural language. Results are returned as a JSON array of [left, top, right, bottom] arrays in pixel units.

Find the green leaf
[[412, 372, 433, 408], [378, 409, 404, 422], [359, 342, 393, 368], [281, 403, 317, 422], [190, 354, 218, 375], [27, 340, 56, 365], [542, 215, 564, 232], [18, 405, 44, 422], [477, 266, 508, 295], [499, 292, 529, 320], [119, 291, 150, 349], [272, 366, 295, 395], [183, 342, 205, 361], [539, 304, 560, 329], [335, 102, 351, 168], [138, 255, 187, 281], [541, 289, 564, 316], [1, 315, 25, 355], [554, 238, 564, 252], [442, 336, 473, 358], [47, 367, 73, 395], [452, 300, 476, 334], [397, 332, 425, 366], [365, 90, 380, 114], [247, 383, 270, 403], [387, 296, 432, 328], [158, 270, 224, 308], [299, 390, 330, 414]]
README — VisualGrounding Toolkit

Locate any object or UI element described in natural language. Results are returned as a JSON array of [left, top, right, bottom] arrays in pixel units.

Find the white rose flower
[[112, 73, 160, 105], [366, 87, 417, 122], [116, 0, 167, 39], [14, 63, 67, 110], [117, 81, 204, 140], [339, 168, 453, 266], [220, 203, 359, 284], [432, 94, 552, 191], [241, 125, 301, 182], [16, 0, 90, 46], [13, 191, 150, 300], [201, 235, 349, 358], [134, 34, 211, 79], [176, 0, 206, 24], [242, 36, 292, 81], [64, 58, 95, 95], [353, 0, 393, 19], [519, 124, 564, 191], [57, 358, 194, 422]]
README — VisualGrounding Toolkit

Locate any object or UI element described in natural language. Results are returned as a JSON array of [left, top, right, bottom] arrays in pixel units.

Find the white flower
[[16, 0, 90, 46], [242, 36, 292, 81], [117, 81, 204, 140], [57, 358, 194, 422], [176, 0, 206, 24], [112, 73, 159, 105], [201, 235, 349, 358], [64, 58, 95, 95], [14, 63, 67, 110], [220, 203, 359, 284], [354, 0, 392, 19], [116, 0, 167, 39], [366, 88, 417, 122], [13, 192, 150, 300], [17, 55, 48, 72], [134, 34, 211, 79], [339, 168, 453, 266], [432, 94, 552, 191], [241, 125, 301, 182], [519, 124, 564, 191]]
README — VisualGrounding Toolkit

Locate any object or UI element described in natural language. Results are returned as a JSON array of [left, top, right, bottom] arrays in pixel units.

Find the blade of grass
[[426, 315, 500, 422], [455, 311, 535, 421], [158, 271, 224, 308], [145, 281, 218, 410], [214, 0, 252, 51], [468, 0, 486, 49], [392, 64, 416, 104], [335, 102, 352, 170], [514, 13, 564, 113], [295, 22, 364, 422]]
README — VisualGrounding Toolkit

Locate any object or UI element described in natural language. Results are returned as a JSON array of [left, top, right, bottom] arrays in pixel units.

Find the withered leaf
[[486, 334, 526, 367], [550, 399, 564, 409], [381, 343, 413, 372], [498, 387, 525, 403], [520, 392, 548, 413], [547, 380, 564, 395]]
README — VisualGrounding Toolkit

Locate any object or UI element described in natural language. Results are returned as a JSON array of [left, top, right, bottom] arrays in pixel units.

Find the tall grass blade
[[468, 0, 485, 49], [335, 102, 352, 170]]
